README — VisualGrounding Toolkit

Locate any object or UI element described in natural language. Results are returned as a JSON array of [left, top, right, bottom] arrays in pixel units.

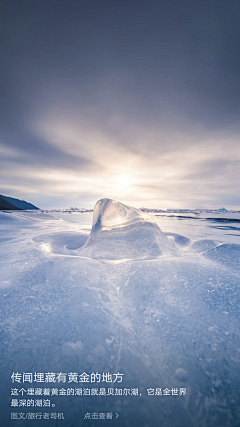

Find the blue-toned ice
[[0, 199, 240, 427], [80, 198, 172, 260]]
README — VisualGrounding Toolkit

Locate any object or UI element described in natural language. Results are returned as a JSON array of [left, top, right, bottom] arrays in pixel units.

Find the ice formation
[[80, 198, 172, 260]]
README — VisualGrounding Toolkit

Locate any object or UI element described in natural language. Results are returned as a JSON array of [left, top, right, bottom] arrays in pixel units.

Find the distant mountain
[[0, 195, 39, 210], [140, 207, 229, 213], [45, 207, 93, 213]]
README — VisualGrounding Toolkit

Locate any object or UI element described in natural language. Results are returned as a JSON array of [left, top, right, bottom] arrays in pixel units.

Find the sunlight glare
[[115, 174, 132, 194]]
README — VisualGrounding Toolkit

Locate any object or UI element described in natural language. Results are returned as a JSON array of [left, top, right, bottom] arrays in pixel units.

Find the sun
[[115, 174, 132, 193]]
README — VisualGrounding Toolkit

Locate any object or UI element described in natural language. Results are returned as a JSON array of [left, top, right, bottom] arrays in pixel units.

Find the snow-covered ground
[[0, 199, 240, 426]]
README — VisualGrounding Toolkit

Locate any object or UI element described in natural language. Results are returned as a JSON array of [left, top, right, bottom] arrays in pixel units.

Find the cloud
[[0, 128, 98, 171], [0, 0, 240, 208]]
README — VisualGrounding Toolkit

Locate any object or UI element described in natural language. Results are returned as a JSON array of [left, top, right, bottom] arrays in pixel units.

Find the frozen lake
[[52, 210, 240, 244], [0, 200, 240, 426]]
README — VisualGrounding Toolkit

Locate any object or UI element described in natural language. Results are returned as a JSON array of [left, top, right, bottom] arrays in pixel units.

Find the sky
[[1, 0, 240, 209]]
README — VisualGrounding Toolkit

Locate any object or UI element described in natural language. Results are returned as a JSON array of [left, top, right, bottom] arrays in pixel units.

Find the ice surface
[[0, 201, 240, 427], [34, 232, 88, 255]]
